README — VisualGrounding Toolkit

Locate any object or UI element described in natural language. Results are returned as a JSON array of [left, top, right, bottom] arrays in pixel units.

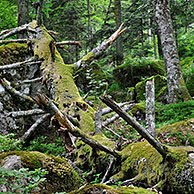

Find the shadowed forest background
[[0, 0, 194, 194]]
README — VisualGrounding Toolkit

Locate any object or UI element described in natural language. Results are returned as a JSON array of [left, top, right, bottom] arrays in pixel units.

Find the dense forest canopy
[[0, 0, 194, 194]]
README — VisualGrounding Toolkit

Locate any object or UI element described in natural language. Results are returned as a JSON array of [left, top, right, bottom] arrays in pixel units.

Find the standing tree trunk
[[114, 0, 123, 65], [154, 0, 191, 103], [17, 0, 29, 38]]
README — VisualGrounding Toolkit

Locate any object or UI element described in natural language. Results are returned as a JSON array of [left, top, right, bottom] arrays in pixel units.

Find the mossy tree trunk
[[154, 0, 191, 103]]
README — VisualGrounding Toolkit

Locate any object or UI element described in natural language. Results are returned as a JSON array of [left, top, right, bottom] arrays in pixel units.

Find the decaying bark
[[9, 109, 45, 118], [100, 94, 167, 158], [145, 79, 156, 137], [154, 0, 191, 103]]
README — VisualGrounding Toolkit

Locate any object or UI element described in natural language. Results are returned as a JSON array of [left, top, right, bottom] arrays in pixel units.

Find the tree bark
[[145, 79, 156, 137], [17, 0, 29, 38], [114, 0, 123, 65], [154, 0, 191, 103]]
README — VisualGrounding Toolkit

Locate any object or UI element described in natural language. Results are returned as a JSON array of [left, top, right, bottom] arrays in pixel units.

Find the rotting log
[[100, 94, 167, 158]]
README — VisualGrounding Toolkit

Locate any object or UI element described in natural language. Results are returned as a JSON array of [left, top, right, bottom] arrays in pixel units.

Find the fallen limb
[[19, 77, 43, 84], [102, 125, 127, 141], [103, 104, 135, 126], [0, 78, 34, 102], [9, 109, 45, 118], [0, 39, 28, 46], [35, 93, 121, 159], [102, 101, 132, 115], [56, 41, 82, 48], [0, 29, 11, 36], [0, 58, 42, 70], [101, 156, 115, 183], [100, 95, 167, 158], [0, 24, 36, 40], [21, 113, 50, 141], [75, 24, 126, 68]]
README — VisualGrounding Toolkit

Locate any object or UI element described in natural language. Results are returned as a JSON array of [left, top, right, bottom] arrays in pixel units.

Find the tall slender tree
[[154, 0, 191, 103], [114, 0, 123, 65]]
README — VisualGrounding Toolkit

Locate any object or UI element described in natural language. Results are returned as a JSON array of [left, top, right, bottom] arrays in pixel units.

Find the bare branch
[[0, 59, 42, 70], [0, 39, 28, 46], [100, 94, 167, 158], [19, 77, 43, 84], [9, 109, 45, 118], [0, 78, 34, 102], [102, 125, 127, 141], [75, 24, 126, 68], [0, 29, 11, 36], [0, 24, 36, 40], [56, 41, 82, 48], [103, 104, 134, 126], [21, 113, 50, 141]]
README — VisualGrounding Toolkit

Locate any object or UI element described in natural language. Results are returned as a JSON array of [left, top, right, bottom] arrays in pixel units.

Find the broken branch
[[9, 109, 45, 118], [100, 94, 167, 158], [56, 41, 82, 48]]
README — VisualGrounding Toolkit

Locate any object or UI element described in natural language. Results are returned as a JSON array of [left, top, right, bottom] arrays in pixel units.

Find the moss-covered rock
[[135, 75, 168, 102], [157, 118, 194, 147], [181, 57, 194, 96], [0, 151, 82, 193], [69, 183, 156, 194], [113, 57, 165, 88], [110, 141, 194, 194]]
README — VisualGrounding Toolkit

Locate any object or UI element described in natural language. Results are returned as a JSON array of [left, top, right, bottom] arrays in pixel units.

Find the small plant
[[0, 133, 22, 153], [90, 173, 102, 184], [0, 167, 47, 194]]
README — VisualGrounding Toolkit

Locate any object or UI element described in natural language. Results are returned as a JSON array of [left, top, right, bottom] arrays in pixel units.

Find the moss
[[0, 151, 82, 193], [113, 57, 165, 88], [0, 43, 28, 66], [131, 102, 145, 115], [157, 118, 194, 146], [69, 183, 156, 194], [81, 52, 94, 64]]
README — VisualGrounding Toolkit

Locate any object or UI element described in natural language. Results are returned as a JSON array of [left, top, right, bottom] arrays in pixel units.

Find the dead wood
[[103, 104, 135, 126], [0, 24, 36, 40], [56, 41, 82, 48], [0, 39, 28, 46], [21, 113, 50, 141], [95, 105, 102, 134], [102, 101, 132, 115], [9, 109, 45, 118], [19, 77, 43, 84], [102, 125, 127, 141], [75, 23, 126, 68], [35, 93, 121, 159], [100, 94, 167, 158], [0, 58, 42, 70], [0, 78, 34, 102]]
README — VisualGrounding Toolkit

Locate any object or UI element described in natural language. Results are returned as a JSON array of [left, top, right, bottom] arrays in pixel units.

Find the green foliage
[[90, 172, 102, 184], [0, 134, 22, 153], [155, 100, 194, 128], [24, 136, 66, 156], [0, 0, 17, 31], [0, 167, 47, 194]]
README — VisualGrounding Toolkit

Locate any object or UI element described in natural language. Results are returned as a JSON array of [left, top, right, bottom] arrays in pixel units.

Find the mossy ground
[[69, 183, 156, 194]]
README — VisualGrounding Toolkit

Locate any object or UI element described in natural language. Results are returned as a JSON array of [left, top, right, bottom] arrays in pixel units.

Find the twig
[[56, 41, 82, 48], [21, 113, 50, 141], [9, 109, 45, 118], [100, 94, 167, 158], [0, 39, 28, 46], [0, 78, 34, 102], [0, 58, 42, 70], [102, 125, 127, 141]]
